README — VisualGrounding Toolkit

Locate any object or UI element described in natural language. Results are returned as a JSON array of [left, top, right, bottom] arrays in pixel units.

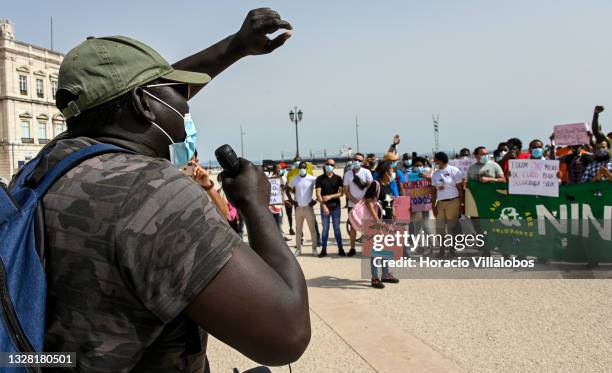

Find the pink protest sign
[[553, 123, 589, 145], [393, 196, 411, 223], [363, 222, 405, 259]]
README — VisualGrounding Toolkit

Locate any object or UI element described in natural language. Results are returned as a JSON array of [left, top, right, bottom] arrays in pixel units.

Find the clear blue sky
[[4, 1, 612, 162]]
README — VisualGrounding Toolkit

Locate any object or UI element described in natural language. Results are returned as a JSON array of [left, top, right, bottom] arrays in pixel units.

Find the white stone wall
[[0, 24, 64, 180]]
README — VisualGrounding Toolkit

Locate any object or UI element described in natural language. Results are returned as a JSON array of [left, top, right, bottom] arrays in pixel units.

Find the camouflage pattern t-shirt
[[37, 137, 240, 372]]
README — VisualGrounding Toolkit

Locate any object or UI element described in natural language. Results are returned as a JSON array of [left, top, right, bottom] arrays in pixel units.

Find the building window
[[36, 79, 44, 98], [38, 121, 48, 144], [21, 121, 33, 143], [19, 75, 28, 95], [51, 80, 58, 99], [54, 122, 65, 136]]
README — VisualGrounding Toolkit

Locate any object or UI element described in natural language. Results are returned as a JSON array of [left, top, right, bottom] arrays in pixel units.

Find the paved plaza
[[207, 180, 612, 372]]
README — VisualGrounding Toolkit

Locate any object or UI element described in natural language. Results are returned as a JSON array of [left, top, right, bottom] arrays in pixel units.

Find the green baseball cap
[[57, 35, 211, 119]]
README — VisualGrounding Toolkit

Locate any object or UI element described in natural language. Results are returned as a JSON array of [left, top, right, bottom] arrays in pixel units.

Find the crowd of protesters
[[182, 105, 612, 289]]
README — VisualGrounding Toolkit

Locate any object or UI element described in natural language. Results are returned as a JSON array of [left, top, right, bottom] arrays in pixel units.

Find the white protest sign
[[269, 178, 283, 205], [509, 160, 560, 197], [553, 123, 589, 145], [448, 159, 476, 176]]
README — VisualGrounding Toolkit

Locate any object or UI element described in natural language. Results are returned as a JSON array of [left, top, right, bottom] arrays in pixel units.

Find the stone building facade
[[0, 19, 64, 180]]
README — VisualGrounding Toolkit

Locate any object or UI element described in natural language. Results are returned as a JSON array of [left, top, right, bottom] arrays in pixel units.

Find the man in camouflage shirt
[[16, 8, 310, 372]]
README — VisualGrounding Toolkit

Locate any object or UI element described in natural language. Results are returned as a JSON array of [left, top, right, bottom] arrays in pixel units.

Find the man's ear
[[131, 87, 156, 122]]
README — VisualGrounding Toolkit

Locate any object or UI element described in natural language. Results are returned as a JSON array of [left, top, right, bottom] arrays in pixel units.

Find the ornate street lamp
[[289, 106, 303, 157]]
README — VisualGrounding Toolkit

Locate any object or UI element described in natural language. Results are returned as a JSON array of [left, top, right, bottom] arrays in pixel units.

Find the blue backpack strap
[[34, 144, 133, 197]]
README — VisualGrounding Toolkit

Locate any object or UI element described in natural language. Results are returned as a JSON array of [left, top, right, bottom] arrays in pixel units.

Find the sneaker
[[293, 249, 301, 257], [318, 250, 328, 258], [381, 275, 400, 284], [347, 249, 356, 257], [289, 229, 295, 235], [338, 249, 347, 257], [371, 278, 385, 289]]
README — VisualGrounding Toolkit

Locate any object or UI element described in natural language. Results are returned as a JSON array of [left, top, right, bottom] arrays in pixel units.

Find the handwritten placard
[[405, 179, 433, 212], [363, 222, 405, 259], [449, 159, 475, 175], [509, 160, 560, 197], [553, 123, 589, 145], [269, 178, 283, 205]]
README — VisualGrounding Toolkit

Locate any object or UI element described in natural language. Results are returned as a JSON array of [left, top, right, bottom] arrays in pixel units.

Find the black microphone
[[215, 144, 241, 177]]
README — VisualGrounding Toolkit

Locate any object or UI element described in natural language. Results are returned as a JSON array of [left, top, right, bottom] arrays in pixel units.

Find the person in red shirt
[[501, 138, 527, 174]]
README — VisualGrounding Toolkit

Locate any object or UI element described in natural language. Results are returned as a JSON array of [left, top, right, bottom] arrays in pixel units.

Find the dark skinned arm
[[592, 106, 606, 142], [387, 134, 400, 154], [432, 186, 438, 217], [172, 8, 292, 98], [185, 159, 310, 366]]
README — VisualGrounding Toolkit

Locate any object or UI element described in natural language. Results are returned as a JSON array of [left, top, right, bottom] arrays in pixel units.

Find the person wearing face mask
[[376, 152, 406, 197], [495, 142, 509, 163], [431, 152, 465, 257], [315, 159, 345, 257], [580, 139, 612, 183], [405, 157, 434, 254], [406, 157, 433, 182], [465, 147, 505, 256], [400, 153, 413, 172], [21, 9, 312, 371], [343, 152, 373, 256], [528, 139, 546, 160], [288, 162, 318, 256], [466, 146, 506, 183]]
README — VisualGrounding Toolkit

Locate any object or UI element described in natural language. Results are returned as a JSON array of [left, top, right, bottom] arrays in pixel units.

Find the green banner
[[467, 181, 612, 262]]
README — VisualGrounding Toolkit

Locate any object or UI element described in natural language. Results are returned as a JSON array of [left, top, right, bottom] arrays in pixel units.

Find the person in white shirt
[[432, 152, 465, 257], [288, 161, 318, 256], [343, 152, 373, 256]]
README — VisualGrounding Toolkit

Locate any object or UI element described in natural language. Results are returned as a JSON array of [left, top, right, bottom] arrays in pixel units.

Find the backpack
[[348, 181, 381, 232], [0, 143, 132, 359]]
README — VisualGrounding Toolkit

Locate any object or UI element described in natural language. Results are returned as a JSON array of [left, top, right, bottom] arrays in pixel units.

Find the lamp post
[[355, 115, 360, 153], [289, 106, 303, 157], [432, 114, 440, 154]]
